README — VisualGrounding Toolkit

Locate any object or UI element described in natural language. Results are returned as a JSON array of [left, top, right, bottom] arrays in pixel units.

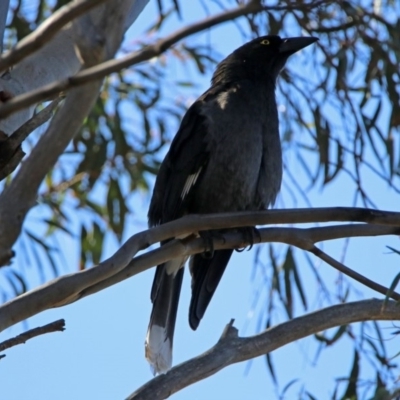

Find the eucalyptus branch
[[0, 98, 62, 181], [80, 223, 400, 299], [0, 319, 65, 354], [310, 246, 400, 300], [8, 98, 63, 146], [0, 0, 108, 73], [128, 299, 400, 399], [0, 1, 141, 266], [0, 0, 330, 119], [0, 210, 399, 334], [0, 82, 102, 266]]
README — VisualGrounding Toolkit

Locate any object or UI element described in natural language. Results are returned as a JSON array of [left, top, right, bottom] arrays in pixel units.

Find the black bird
[[146, 35, 318, 373]]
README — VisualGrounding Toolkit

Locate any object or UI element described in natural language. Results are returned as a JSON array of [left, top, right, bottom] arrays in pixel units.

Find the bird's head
[[212, 35, 318, 85]]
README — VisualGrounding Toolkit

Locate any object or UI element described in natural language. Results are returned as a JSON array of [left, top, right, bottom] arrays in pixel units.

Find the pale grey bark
[[0, 0, 109, 72], [128, 299, 400, 399], [0, 0, 149, 265], [0, 0, 149, 135]]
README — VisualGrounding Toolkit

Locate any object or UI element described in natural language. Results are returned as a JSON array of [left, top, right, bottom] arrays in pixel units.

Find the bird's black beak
[[279, 37, 318, 54]]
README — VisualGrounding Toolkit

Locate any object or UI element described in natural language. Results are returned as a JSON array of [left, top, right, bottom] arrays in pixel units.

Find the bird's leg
[[199, 230, 226, 259], [199, 231, 214, 259], [235, 226, 261, 252]]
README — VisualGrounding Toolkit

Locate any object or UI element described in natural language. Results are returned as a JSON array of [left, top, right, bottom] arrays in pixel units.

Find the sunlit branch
[[128, 299, 400, 399], [310, 246, 400, 301], [0, 319, 65, 353], [0, 209, 399, 334], [0, 0, 108, 72]]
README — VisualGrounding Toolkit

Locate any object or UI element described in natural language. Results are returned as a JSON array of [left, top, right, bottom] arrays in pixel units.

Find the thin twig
[[0, 0, 330, 118], [0, 98, 63, 181], [7, 97, 63, 147], [309, 246, 400, 301], [0, 0, 108, 72], [0, 98, 62, 180], [0, 319, 65, 353]]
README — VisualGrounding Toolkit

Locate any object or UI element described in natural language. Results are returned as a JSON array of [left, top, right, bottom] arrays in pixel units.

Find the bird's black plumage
[[145, 35, 318, 373]]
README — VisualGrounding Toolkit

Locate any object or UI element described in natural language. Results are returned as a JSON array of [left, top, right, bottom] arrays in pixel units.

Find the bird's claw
[[235, 227, 260, 252], [199, 231, 215, 259]]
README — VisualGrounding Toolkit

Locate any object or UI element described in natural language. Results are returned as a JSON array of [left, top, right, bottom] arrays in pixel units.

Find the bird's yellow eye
[[260, 39, 270, 45]]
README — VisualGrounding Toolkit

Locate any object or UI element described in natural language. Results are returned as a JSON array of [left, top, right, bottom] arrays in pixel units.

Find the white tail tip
[[145, 325, 172, 375]]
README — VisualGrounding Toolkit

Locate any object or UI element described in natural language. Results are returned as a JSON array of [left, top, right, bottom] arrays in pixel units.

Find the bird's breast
[[192, 86, 281, 213]]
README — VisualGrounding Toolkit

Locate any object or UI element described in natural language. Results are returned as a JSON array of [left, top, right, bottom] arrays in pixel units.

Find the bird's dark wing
[[189, 249, 233, 330], [147, 95, 212, 339], [148, 95, 213, 226], [148, 82, 238, 226], [146, 84, 232, 374]]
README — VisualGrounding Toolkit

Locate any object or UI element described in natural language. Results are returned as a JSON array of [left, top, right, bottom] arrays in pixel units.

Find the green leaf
[[370, 373, 390, 400], [280, 379, 298, 397], [305, 392, 318, 400], [291, 250, 307, 310], [382, 269, 400, 307], [25, 230, 59, 277], [7, 270, 28, 296], [314, 326, 347, 345], [283, 248, 293, 319], [269, 245, 281, 294], [264, 318, 277, 385], [386, 246, 400, 255], [282, 247, 307, 317], [314, 107, 330, 184], [79, 223, 105, 269], [341, 350, 359, 400], [43, 218, 73, 237], [107, 178, 128, 240], [324, 140, 344, 184]]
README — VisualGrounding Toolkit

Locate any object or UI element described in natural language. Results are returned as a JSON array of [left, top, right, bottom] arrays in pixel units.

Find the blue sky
[[1, 2, 400, 399]]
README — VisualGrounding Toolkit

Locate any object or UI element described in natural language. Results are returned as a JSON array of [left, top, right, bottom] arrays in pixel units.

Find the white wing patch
[[181, 167, 203, 200], [216, 87, 236, 110], [216, 91, 229, 109]]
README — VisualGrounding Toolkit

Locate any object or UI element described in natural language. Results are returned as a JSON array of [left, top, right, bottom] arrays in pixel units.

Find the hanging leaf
[[341, 350, 359, 400], [107, 178, 129, 240]]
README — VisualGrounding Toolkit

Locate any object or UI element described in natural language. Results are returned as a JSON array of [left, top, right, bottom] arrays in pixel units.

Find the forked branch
[[128, 299, 400, 399]]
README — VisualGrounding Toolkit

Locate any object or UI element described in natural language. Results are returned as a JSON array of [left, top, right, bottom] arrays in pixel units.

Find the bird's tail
[[145, 258, 185, 375], [189, 249, 233, 330]]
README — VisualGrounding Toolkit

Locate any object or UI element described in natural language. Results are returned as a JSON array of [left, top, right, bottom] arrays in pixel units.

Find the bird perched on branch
[[146, 35, 318, 374]]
